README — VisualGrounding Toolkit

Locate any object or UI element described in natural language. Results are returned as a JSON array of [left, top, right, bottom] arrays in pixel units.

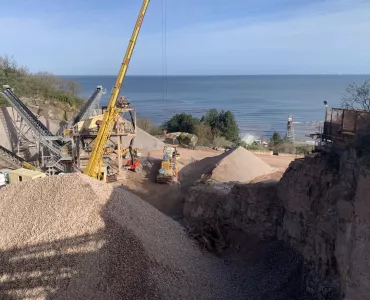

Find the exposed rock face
[[184, 151, 370, 300], [278, 152, 370, 300], [184, 180, 281, 240]]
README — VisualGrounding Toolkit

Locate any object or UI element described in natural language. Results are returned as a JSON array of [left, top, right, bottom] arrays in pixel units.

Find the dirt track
[[122, 148, 296, 217]]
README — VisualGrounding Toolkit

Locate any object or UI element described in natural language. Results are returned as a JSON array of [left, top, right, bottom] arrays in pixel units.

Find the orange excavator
[[124, 140, 143, 172], [125, 158, 142, 172]]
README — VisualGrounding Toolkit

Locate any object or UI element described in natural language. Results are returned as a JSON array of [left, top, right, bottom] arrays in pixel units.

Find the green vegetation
[[162, 109, 240, 147], [194, 123, 214, 146], [245, 144, 270, 152], [177, 132, 198, 148], [0, 55, 84, 107], [201, 109, 240, 142], [163, 113, 200, 134], [269, 131, 284, 147]]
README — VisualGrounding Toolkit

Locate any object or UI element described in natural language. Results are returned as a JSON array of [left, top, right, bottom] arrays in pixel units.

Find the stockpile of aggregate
[[0, 173, 308, 300], [180, 146, 274, 185], [0, 173, 232, 300], [122, 121, 165, 150], [210, 146, 274, 182]]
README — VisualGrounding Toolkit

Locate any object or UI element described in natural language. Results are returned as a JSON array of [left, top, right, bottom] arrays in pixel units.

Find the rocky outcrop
[[184, 151, 370, 300], [184, 180, 281, 240], [277, 151, 370, 300]]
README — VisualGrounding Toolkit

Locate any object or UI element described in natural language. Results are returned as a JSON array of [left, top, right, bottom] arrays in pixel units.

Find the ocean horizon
[[66, 75, 370, 140]]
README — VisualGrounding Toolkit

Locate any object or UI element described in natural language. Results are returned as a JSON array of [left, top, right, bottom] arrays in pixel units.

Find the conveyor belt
[[1, 86, 66, 171], [72, 86, 104, 125], [2, 86, 54, 137], [0, 145, 35, 170]]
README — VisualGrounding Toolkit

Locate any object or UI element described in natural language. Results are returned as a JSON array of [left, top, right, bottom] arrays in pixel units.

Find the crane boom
[[84, 0, 150, 179]]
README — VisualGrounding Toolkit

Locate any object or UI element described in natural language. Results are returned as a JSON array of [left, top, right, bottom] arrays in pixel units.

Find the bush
[[163, 113, 199, 134], [246, 144, 269, 152], [194, 123, 213, 146], [0, 55, 84, 107], [272, 142, 313, 155], [269, 131, 284, 147], [202, 109, 239, 142], [295, 144, 314, 155], [274, 142, 296, 154], [178, 133, 198, 148], [212, 136, 233, 148], [163, 109, 240, 145]]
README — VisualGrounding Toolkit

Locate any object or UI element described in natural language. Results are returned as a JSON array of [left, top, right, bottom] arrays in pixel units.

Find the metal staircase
[[1, 86, 68, 172], [0, 144, 35, 170], [72, 86, 105, 125]]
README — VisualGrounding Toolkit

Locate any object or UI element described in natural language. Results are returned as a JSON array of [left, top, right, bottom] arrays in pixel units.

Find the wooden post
[[117, 135, 121, 175], [134, 108, 137, 135], [76, 136, 81, 169]]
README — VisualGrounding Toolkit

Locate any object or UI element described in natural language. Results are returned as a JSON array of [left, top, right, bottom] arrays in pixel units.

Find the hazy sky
[[1, 0, 370, 75]]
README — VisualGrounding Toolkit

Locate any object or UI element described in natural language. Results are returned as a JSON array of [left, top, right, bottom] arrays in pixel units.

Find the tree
[[163, 113, 199, 133], [341, 79, 370, 111], [201, 109, 239, 142], [194, 123, 213, 146], [269, 131, 283, 147], [220, 110, 239, 142]]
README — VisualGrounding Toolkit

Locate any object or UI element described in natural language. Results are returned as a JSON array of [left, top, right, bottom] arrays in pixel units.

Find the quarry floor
[[114, 148, 297, 218]]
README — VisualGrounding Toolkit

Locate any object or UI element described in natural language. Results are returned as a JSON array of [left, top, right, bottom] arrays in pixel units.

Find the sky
[[1, 0, 370, 75]]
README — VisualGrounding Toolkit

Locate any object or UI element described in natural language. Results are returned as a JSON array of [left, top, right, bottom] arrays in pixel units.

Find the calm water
[[66, 75, 369, 139]]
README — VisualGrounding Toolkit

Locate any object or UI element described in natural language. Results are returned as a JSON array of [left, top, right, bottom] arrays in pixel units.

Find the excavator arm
[[84, 0, 150, 179]]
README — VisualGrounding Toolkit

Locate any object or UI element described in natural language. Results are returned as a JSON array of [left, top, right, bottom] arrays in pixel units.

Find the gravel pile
[[0, 173, 232, 300], [0, 173, 308, 300], [122, 124, 165, 150], [210, 146, 274, 182], [180, 146, 274, 186]]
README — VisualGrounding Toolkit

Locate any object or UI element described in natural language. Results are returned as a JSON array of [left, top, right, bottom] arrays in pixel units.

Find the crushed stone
[[0, 173, 308, 300]]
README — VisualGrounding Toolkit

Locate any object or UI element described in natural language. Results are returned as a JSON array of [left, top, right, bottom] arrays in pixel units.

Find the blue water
[[66, 75, 369, 139]]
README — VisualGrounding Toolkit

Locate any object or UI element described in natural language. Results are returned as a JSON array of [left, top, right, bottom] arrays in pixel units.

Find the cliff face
[[184, 180, 281, 240], [278, 152, 370, 300], [184, 152, 370, 300]]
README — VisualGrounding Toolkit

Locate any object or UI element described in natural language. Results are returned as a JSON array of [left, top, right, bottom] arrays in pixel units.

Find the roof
[[10, 168, 46, 178]]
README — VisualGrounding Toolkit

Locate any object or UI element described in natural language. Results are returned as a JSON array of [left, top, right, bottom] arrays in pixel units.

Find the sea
[[66, 75, 369, 141]]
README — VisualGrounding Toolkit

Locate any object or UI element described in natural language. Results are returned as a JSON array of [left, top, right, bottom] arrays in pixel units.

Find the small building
[[241, 134, 256, 145], [322, 108, 370, 149], [164, 133, 180, 145], [0, 168, 14, 184], [9, 168, 46, 184]]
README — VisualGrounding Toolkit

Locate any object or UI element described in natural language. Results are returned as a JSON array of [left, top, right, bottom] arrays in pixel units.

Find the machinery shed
[[9, 168, 46, 184]]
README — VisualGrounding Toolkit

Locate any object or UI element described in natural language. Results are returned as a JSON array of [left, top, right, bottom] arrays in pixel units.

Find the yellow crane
[[84, 0, 150, 179]]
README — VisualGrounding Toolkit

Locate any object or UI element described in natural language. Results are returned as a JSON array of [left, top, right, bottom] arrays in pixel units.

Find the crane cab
[[97, 165, 108, 182]]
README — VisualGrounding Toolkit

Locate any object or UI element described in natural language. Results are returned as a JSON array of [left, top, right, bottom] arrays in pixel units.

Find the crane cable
[[161, 0, 168, 116]]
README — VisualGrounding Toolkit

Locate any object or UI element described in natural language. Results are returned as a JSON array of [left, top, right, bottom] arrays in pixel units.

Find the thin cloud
[[1, 0, 369, 75]]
